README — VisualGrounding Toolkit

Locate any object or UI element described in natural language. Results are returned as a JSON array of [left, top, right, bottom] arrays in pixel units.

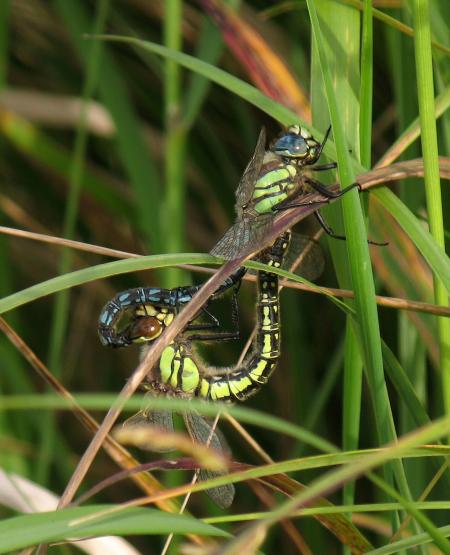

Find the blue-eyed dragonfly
[[210, 125, 360, 260]]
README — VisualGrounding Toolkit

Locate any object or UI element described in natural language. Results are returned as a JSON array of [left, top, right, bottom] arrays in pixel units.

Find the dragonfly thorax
[[250, 157, 300, 215]]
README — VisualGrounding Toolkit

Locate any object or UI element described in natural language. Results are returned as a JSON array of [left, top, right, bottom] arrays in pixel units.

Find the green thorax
[[250, 154, 300, 215]]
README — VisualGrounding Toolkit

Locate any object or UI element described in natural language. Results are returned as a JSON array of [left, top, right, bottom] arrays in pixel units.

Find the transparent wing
[[234, 127, 267, 210], [183, 412, 235, 509], [210, 214, 274, 260], [124, 392, 174, 453], [283, 233, 325, 282], [233, 231, 324, 282]]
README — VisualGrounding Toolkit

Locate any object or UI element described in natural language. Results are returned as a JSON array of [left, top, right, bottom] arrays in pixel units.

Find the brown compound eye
[[128, 316, 163, 343]]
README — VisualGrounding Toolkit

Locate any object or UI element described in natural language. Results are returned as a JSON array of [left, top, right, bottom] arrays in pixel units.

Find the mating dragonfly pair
[[98, 124, 357, 507]]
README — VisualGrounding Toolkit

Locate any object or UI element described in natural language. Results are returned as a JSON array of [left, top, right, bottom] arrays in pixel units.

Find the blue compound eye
[[272, 134, 309, 158]]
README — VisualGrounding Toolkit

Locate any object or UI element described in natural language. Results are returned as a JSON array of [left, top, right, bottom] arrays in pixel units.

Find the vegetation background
[[0, 0, 450, 554]]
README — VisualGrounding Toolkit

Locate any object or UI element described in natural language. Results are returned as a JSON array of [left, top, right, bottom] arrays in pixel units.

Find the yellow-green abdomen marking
[[159, 342, 200, 393], [199, 232, 289, 402]]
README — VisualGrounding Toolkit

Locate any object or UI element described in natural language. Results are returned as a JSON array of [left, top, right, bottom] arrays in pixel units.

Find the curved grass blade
[[0, 505, 228, 553], [0, 253, 215, 314]]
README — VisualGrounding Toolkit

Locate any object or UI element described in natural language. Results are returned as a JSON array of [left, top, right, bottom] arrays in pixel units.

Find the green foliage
[[0, 505, 227, 553], [1, 1, 450, 553]]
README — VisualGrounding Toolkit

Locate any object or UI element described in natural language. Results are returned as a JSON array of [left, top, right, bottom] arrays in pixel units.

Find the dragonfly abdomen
[[196, 233, 288, 403], [142, 272, 282, 402], [201, 272, 281, 402]]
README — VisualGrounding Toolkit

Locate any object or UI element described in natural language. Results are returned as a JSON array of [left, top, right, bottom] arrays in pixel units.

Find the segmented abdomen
[[153, 231, 290, 403], [199, 233, 288, 402]]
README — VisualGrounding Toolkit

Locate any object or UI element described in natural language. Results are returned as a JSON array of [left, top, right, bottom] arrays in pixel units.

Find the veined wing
[[283, 233, 325, 282], [210, 213, 273, 260], [124, 392, 174, 453], [249, 233, 324, 282], [213, 227, 324, 280], [234, 127, 267, 212], [183, 411, 235, 509]]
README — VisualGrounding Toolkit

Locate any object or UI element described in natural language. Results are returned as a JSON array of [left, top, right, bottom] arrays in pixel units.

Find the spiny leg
[[185, 307, 221, 332], [186, 289, 241, 342], [303, 176, 361, 199], [186, 278, 242, 337], [315, 211, 388, 246], [314, 211, 346, 241], [316, 124, 332, 158]]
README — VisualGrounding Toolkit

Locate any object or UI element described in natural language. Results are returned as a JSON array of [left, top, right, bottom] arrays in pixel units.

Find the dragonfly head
[[125, 305, 174, 343], [271, 125, 322, 165]]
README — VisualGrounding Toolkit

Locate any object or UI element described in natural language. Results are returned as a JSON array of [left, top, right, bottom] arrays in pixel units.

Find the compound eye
[[128, 316, 163, 343], [272, 134, 309, 158]]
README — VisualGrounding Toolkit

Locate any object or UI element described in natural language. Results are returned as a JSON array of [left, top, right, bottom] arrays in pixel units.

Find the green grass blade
[[368, 471, 450, 554], [91, 35, 301, 129], [308, 1, 413, 538], [0, 253, 215, 314], [0, 254, 349, 315], [211, 415, 450, 552], [365, 525, 450, 555], [359, 0, 373, 168], [382, 342, 431, 427], [0, 505, 227, 553], [0, 393, 339, 454], [411, 0, 450, 425], [163, 0, 187, 288], [342, 324, 362, 512], [308, 0, 388, 442], [311, 3, 363, 545]]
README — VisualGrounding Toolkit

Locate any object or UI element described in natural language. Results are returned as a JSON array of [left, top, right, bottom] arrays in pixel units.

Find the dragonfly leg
[[315, 211, 388, 247], [311, 162, 337, 172], [185, 307, 220, 332], [314, 211, 347, 241], [316, 124, 332, 158], [272, 198, 330, 211], [304, 176, 361, 198], [186, 291, 240, 342]]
